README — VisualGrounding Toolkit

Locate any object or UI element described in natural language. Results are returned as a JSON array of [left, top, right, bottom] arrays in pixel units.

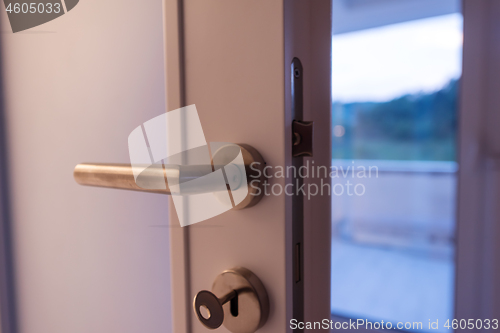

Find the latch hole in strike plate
[[292, 120, 313, 157]]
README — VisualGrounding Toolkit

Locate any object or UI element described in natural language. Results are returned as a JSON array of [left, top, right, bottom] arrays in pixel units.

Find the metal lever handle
[[75, 163, 169, 194], [194, 290, 237, 329], [73, 144, 266, 209], [74, 163, 222, 195]]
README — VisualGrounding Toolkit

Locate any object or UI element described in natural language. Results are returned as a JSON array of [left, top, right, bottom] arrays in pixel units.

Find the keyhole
[[200, 305, 211, 320], [230, 292, 238, 317]]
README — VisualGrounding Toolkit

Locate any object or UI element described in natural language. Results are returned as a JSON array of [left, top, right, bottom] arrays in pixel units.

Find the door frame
[[0, 42, 16, 333], [455, 0, 500, 324]]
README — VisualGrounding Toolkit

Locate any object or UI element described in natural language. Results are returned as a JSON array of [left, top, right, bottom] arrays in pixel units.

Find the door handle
[[73, 144, 266, 209], [74, 163, 217, 195]]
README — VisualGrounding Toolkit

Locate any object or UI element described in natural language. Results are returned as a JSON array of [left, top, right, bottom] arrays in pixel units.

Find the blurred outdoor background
[[330, 1, 462, 331]]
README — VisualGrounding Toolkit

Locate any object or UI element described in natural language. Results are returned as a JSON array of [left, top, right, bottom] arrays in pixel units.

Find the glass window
[[331, 11, 462, 333]]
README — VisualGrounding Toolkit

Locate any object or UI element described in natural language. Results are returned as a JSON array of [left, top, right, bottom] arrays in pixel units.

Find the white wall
[[0, 1, 171, 333]]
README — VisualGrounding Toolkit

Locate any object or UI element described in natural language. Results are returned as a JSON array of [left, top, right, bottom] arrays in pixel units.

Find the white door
[[70, 0, 332, 331], [163, 1, 331, 332]]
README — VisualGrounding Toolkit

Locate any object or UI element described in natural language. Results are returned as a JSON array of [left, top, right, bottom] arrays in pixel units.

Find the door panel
[[165, 0, 331, 332], [169, 2, 286, 332]]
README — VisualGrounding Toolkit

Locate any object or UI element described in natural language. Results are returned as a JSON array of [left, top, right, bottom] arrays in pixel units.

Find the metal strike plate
[[292, 120, 314, 157]]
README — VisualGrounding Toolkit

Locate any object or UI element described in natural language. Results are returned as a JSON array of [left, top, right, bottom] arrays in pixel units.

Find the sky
[[331, 13, 463, 103]]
